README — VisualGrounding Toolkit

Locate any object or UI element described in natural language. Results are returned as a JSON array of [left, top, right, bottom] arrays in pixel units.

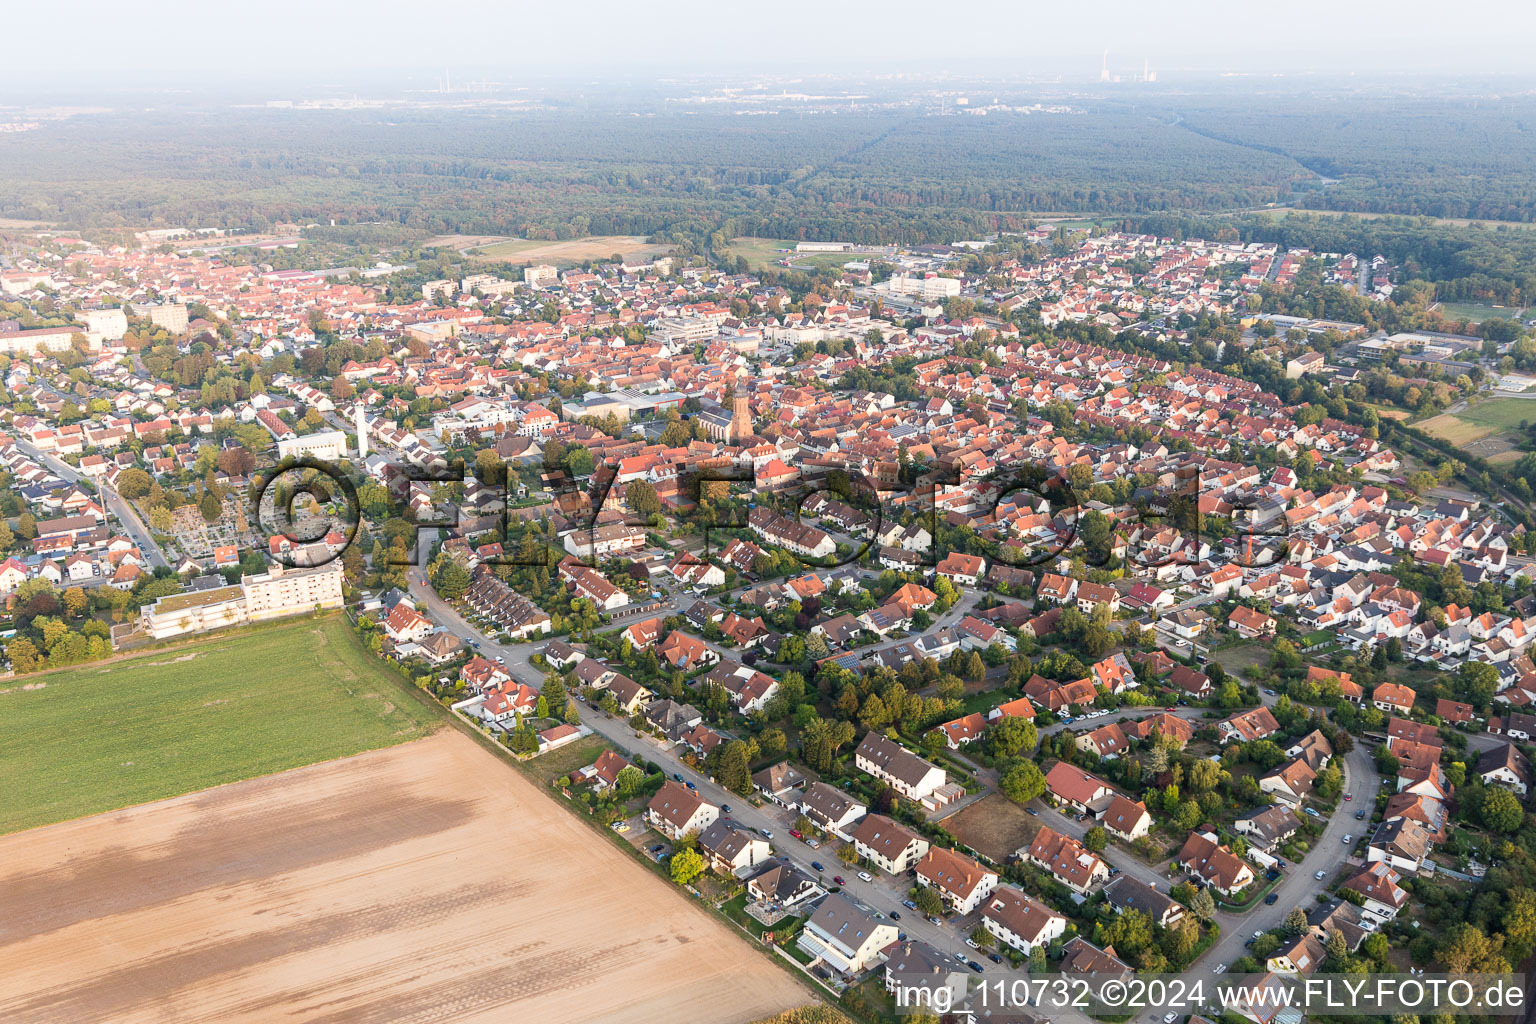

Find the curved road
[[409, 558, 1380, 1005]]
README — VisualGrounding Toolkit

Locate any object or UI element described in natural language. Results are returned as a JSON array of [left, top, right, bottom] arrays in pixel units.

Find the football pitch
[[0, 616, 438, 834]]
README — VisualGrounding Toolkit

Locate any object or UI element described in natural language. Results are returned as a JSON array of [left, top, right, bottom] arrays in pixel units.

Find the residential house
[[1267, 932, 1327, 977], [753, 761, 808, 806], [647, 780, 720, 840], [1219, 706, 1280, 743], [938, 712, 989, 750], [881, 940, 968, 1015], [705, 660, 780, 714], [1235, 805, 1302, 853], [797, 893, 898, 976], [980, 887, 1068, 955], [1342, 861, 1410, 924], [1059, 937, 1132, 983], [697, 818, 772, 876], [1373, 682, 1416, 716], [1176, 830, 1256, 896], [915, 846, 999, 915], [1228, 605, 1278, 639], [935, 551, 985, 587], [851, 813, 931, 874], [1044, 762, 1115, 814], [800, 781, 867, 840], [1025, 826, 1109, 894], [1102, 875, 1184, 927], [1367, 817, 1435, 875], [656, 631, 718, 671], [1478, 742, 1531, 796], [1286, 729, 1333, 772], [1260, 758, 1318, 806], [854, 732, 951, 806], [1076, 722, 1129, 759], [746, 858, 823, 908], [1100, 795, 1152, 841]]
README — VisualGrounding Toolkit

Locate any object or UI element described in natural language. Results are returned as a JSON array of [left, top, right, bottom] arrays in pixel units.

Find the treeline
[[1175, 97, 1536, 222], [0, 107, 1306, 245]]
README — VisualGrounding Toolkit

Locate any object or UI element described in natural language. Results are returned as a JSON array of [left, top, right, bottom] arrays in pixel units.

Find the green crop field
[[0, 616, 438, 835]]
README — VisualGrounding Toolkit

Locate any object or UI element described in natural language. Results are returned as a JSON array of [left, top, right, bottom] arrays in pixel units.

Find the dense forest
[[7, 94, 1536, 264], [1173, 96, 1536, 222], [0, 105, 1310, 243]]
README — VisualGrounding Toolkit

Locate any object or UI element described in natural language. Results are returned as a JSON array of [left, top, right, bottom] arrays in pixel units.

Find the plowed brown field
[[0, 730, 809, 1024]]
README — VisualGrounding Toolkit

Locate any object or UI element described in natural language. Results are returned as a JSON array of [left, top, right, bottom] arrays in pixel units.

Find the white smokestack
[[355, 405, 368, 459]]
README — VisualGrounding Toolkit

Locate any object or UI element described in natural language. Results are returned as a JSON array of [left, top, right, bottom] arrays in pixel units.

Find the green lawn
[[724, 237, 798, 270], [1457, 397, 1536, 433], [0, 616, 438, 834], [1434, 300, 1526, 324], [525, 733, 612, 784]]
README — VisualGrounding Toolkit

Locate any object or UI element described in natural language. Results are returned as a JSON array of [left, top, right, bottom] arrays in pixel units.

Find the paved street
[[407, 559, 1381, 1008], [21, 441, 171, 570], [404, 566, 1039, 992]]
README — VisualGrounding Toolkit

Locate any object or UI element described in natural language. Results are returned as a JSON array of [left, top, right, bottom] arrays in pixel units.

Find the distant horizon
[[4, 0, 1536, 95], [5, 66, 1536, 109]]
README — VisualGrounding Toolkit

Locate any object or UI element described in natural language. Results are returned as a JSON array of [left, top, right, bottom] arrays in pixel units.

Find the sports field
[[1458, 398, 1536, 432], [1433, 300, 1527, 324], [0, 616, 437, 834], [0, 730, 809, 1024], [724, 237, 860, 273], [724, 236, 797, 270], [1417, 398, 1536, 448]]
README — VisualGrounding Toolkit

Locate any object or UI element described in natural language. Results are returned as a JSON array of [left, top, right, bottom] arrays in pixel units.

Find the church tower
[[731, 394, 751, 441]]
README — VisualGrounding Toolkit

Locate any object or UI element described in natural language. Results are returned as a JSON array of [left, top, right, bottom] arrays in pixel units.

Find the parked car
[[967, 961, 984, 974], [611, 821, 630, 833], [811, 861, 825, 872], [966, 939, 979, 949], [988, 953, 1003, 964], [761, 829, 773, 839], [891, 911, 901, 921], [790, 829, 804, 839], [858, 871, 873, 882], [1315, 870, 1327, 880], [833, 875, 845, 885], [1344, 793, 1353, 801], [673, 773, 683, 782], [721, 804, 731, 813], [1164, 1014, 1181, 1024], [1342, 834, 1353, 844], [903, 900, 917, 910], [685, 782, 696, 791], [1025, 807, 1039, 816], [1355, 809, 1366, 819], [806, 838, 820, 849], [1264, 893, 1278, 905]]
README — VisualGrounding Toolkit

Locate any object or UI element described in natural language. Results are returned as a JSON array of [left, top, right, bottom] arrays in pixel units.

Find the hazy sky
[[7, 0, 1536, 91]]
